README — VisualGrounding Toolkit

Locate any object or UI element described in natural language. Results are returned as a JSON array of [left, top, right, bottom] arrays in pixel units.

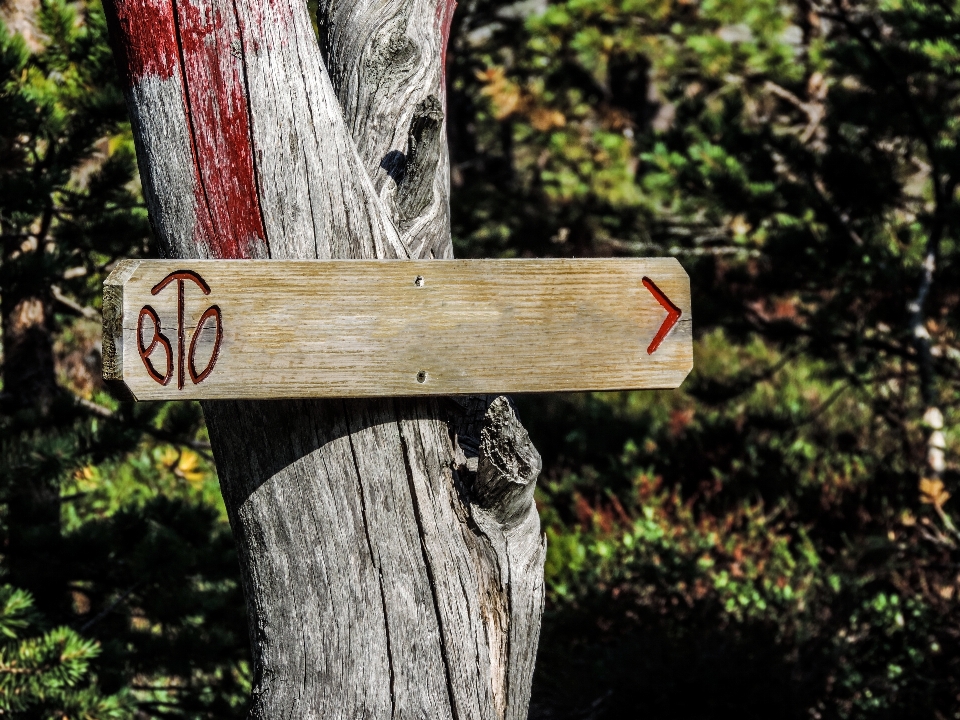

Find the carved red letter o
[[188, 305, 223, 385]]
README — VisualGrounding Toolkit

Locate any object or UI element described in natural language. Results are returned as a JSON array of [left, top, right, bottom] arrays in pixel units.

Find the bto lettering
[[137, 269, 222, 388]]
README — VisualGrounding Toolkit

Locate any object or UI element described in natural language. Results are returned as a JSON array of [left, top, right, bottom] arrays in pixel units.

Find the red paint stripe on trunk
[[104, 0, 268, 260], [437, 0, 456, 91], [104, 0, 179, 86], [176, 0, 267, 259]]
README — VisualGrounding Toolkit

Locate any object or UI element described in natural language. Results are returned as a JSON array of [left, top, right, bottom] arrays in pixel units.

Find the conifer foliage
[[1, 1, 247, 716], [0, 585, 127, 717]]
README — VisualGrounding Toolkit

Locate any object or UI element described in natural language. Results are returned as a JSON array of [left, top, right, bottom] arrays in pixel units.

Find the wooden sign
[[102, 258, 692, 400]]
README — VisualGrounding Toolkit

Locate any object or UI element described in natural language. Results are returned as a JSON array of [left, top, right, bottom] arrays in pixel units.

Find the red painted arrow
[[642, 276, 682, 355]]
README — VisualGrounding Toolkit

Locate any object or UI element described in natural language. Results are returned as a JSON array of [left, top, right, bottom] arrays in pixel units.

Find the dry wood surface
[[103, 258, 692, 400], [98, 0, 654, 716]]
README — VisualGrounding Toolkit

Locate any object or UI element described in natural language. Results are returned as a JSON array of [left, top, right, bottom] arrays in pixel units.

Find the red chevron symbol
[[642, 276, 682, 355]]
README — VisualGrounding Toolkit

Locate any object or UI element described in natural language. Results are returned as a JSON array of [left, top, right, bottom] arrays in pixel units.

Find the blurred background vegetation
[[1, 0, 959, 717]]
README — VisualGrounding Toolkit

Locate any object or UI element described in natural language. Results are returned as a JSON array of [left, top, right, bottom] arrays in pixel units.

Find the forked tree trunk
[[102, 1, 545, 717]]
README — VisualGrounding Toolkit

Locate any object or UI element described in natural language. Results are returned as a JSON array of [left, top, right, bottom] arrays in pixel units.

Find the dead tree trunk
[[102, 1, 545, 718]]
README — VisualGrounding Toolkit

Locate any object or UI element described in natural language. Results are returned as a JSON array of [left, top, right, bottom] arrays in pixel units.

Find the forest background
[[2, 0, 959, 717]]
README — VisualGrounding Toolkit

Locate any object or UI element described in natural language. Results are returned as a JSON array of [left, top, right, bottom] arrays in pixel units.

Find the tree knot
[[472, 396, 542, 528], [395, 95, 445, 227]]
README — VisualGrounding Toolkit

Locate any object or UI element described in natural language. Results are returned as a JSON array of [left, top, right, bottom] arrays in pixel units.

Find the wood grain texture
[[104, 258, 692, 400], [101, 259, 140, 383], [319, 0, 455, 259], [102, 0, 552, 717]]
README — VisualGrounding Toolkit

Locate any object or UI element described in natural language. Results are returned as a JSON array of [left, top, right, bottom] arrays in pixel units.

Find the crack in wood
[[397, 416, 462, 720], [344, 401, 397, 720]]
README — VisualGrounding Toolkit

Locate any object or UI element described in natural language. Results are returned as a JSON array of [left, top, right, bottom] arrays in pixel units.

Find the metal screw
[[414, 275, 425, 287], [416, 371, 427, 383]]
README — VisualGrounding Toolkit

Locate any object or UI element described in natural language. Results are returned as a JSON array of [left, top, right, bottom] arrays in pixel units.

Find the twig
[[74, 395, 115, 418], [932, 503, 960, 543], [598, 236, 761, 257], [799, 382, 850, 426], [763, 80, 825, 143], [80, 580, 144, 632], [807, 172, 864, 246], [917, 523, 955, 549], [70, 392, 215, 462], [51, 284, 100, 320]]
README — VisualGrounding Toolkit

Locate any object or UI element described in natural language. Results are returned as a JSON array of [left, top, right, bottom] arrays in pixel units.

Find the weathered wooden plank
[[103, 258, 692, 400]]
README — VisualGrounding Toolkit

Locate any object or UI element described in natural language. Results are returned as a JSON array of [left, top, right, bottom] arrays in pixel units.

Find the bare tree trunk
[[102, 1, 545, 718]]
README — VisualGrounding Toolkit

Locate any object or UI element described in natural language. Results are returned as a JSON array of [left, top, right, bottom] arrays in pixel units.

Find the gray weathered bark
[[102, 0, 545, 717]]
